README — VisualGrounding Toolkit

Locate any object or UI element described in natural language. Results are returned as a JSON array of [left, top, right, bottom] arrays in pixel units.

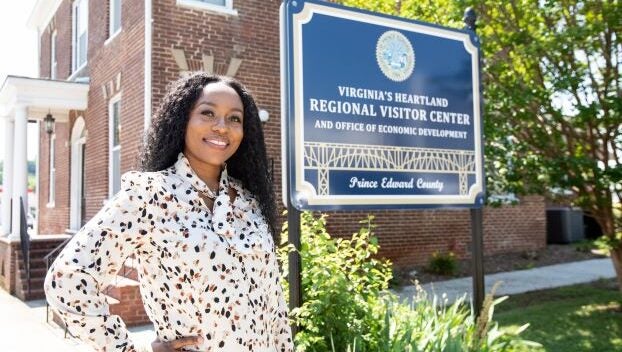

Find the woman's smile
[[202, 136, 229, 149]]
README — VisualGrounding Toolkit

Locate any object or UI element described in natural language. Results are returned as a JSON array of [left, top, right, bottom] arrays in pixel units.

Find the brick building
[[0, 0, 545, 312]]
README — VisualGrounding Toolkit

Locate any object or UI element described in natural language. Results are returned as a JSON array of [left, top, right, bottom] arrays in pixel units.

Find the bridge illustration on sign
[[303, 142, 477, 196]]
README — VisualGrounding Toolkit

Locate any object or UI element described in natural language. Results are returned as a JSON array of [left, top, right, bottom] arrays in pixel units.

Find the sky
[[0, 0, 40, 162]]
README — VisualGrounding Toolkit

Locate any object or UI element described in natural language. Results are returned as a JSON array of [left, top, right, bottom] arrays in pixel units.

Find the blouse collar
[[172, 153, 273, 254], [173, 152, 229, 197]]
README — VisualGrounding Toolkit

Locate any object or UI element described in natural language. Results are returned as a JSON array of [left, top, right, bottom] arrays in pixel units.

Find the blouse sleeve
[[44, 172, 149, 352], [268, 250, 294, 352]]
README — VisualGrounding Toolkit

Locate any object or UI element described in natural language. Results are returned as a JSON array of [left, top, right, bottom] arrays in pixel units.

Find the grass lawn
[[495, 279, 622, 351]]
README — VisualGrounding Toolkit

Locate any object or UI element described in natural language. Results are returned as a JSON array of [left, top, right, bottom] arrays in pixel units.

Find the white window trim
[[108, 0, 122, 41], [47, 133, 56, 208], [104, 28, 121, 46], [72, 0, 89, 73], [67, 66, 87, 82], [50, 30, 57, 79], [108, 93, 122, 198], [176, 0, 238, 16]]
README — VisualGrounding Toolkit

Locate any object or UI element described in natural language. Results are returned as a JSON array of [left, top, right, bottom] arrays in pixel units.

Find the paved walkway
[[397, 258, 617, 303], [0, 290, 155, 352], [0, 258, 617, 351]]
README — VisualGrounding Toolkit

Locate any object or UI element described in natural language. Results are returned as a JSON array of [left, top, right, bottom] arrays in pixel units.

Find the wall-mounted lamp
[[259, 109, 269, 123], [44, 112, 55, 135]]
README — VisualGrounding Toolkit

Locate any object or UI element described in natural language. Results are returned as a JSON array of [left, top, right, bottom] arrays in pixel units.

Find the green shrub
[[427, 250, 458, 276], [594, 232, 622, 252], [514, 262, 536, 271], [278, 212, 393, 351], [363, 283, 541, 352], [573, 239, 596, 253], [279, 212, 539, 351]]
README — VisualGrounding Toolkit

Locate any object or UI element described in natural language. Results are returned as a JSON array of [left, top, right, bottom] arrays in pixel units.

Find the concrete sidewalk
[[0, 258, 617, 351], [397, 258, 617, 303], [0, 289, 89, 352], [0, 289, 155, 352]]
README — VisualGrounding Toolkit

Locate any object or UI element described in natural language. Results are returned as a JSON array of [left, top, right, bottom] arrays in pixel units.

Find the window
[[176, 0, 237, 15], [109, 0, 121, 37], [48, 134, 56, 206], [50, 31, 57, 79], [72, 0, 88, 72], [200, 0, 226, 5], [109, 96, 121, 197]]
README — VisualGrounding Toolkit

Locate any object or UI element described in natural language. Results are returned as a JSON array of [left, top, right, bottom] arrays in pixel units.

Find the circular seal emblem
[[376, 30, 415, 82]]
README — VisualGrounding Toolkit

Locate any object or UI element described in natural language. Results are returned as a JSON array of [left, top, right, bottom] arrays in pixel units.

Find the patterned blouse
[[45, 153, 293, 352]]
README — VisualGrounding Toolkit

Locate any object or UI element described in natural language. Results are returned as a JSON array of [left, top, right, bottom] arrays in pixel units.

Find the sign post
[[463, 7, 486, 318], [280, 0, 486, 335]]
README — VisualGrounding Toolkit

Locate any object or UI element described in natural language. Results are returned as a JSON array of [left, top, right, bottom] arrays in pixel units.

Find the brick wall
[[0, 238, 15, 292], [483, 195, 546, 255], [107, 281, 151, 326], [40, 26, 51, 79], [324, 196, 546, 268], [81, 0, 145, 220], [37, 0, 146, 227], [39, 0, 73, 79], [38, 122, 71, 234]]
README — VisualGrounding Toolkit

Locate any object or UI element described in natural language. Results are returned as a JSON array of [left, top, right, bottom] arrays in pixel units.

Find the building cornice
[[27, 0, 63, 31]]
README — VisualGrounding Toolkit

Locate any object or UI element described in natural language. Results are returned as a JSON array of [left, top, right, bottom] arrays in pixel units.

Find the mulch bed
[[392, 244, 609, 287]]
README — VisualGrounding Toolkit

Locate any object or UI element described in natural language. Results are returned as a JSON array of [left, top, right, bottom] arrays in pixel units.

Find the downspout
[[143, 0, 152, 133]]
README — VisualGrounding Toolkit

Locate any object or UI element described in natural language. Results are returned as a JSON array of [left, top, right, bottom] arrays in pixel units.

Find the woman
[[45, 73, 293, 352]]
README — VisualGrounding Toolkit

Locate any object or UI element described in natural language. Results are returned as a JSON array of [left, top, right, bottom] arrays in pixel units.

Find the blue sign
[[281, 0, 484, 210]]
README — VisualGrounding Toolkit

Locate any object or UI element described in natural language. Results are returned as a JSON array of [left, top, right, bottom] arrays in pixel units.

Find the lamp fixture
[[259, 109, 269, 123], [44, 112, 55, 135]]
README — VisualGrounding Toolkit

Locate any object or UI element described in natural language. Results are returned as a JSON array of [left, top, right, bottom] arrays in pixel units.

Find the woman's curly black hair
[[140, 72, 278, 241]]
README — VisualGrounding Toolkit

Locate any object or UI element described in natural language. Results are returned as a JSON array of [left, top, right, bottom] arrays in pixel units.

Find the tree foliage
[[335, 0, 622, 290], [0, 161, 37, 191]]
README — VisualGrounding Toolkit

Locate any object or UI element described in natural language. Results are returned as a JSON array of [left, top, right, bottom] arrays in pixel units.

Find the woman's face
[[184, 81, 244, 171]]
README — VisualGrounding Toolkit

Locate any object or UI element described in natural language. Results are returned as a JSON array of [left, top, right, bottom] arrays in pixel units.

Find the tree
[[336, 0, 622, 291], [0, 161, 37, 190]]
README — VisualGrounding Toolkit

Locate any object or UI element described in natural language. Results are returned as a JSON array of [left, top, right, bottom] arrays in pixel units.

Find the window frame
[[176, 0, 237, 16], [50, 30, 57, 79], [72, 0, 89, 73], [47, 133, 56, 207], [109, 0, 122, 40], [108, 93, 122, 198]]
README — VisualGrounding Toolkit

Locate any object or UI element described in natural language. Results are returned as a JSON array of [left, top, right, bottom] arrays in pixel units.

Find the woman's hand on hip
[[151, 336, 204, 351]]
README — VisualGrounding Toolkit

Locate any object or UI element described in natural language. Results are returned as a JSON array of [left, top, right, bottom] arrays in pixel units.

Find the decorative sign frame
[[281, 0, 484, 210]]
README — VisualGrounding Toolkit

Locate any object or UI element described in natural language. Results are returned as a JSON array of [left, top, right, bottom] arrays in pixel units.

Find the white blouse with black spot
[[44, 153, 293, 352]]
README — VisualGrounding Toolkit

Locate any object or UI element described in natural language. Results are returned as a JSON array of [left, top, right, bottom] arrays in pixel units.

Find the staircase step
[[16, 252, 59, 261], [16, 246, 58, 254], [19, 267, 49, 279], [18, 276, 45, 289], [12, 236, 71, 302], [15, 287, 46, 301], [16, 261, 52, 270]]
